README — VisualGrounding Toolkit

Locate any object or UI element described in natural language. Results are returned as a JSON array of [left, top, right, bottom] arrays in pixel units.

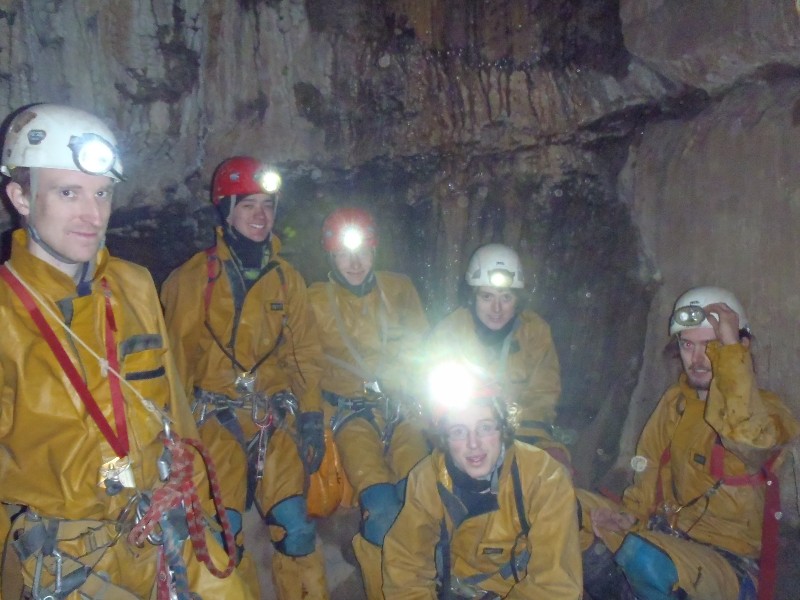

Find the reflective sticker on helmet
[[630, 455, 648, 472]]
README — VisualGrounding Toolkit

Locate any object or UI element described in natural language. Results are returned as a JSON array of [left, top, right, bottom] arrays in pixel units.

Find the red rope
[[128, 434, 236, 578]]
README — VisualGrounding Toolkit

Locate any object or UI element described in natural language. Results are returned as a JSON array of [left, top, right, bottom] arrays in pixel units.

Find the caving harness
[[651, 394, 781, 600], [0, 264, 236, 599], [322, 278, 405, 451], [434, 457, 530, 600], [192, 246, 299, 506]]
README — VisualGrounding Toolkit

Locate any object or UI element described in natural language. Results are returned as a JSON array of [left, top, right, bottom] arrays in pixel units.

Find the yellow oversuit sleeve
[[160, 261, 204, 400], [278, 266, 324, 413], [621, 387, 681, 521], [382, 456, 442, 599], [704, 342, 799, 470], [375, 274, 429, 398]]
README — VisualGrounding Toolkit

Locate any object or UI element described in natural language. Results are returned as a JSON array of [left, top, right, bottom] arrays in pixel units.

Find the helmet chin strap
[[27, 223, 78, 265]]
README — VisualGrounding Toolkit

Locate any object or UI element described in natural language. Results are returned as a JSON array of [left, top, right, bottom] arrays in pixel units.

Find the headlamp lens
[[672, 305, 706, 328], [342, 227, 364, 251], [257, 169, 282, 194], [488, 268, 514, 288], [68, 134, 117, 176]]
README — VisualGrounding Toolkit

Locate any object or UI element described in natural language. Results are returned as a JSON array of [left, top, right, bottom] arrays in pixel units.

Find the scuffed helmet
[[465, 243, 524, 289], [669, 286, 750, 336], [1, 104, 123, 181], [211, 156, 281, 205], [321, 207, 378, 252]]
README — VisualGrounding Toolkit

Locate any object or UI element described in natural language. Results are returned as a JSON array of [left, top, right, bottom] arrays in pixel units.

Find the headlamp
[[68, 133, 121, 179], [488, 268, 515, 288], [256, 169, 282, 194], [671, 305, 706, 328], [428, 362, 478, 414], [341, 226, 365, 251]]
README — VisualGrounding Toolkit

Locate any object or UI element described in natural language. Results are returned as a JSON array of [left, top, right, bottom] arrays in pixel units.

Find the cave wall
[[0, 0, 798, 493]]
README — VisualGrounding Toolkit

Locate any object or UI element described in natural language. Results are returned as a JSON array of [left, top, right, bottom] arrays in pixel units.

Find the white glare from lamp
[[488, 270, 513, 288], [258, 169, 282, 194], [342, 227, 364, 251], [73, 136, 116, 175], [428, 361, 477, 413]]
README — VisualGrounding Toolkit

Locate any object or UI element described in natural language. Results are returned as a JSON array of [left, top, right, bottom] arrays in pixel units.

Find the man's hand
[[591, 506, 636, 536], [703, 302, 741, 345], [297, 411, 326, 474]]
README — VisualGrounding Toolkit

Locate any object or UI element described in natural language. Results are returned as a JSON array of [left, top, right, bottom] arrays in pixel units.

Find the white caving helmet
[[1, 104, 123, 181], [669, 286, 750, 336], [465, 243, 525, 289]]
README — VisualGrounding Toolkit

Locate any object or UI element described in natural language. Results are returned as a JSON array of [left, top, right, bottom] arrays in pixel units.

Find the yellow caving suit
[[160, 229, 328, 600], [382, 442, 583, 599], [307, 271, 430, 599], [427, 307, 566, 459], [581, 341, 799, 599], [0, 229, 252, 599]]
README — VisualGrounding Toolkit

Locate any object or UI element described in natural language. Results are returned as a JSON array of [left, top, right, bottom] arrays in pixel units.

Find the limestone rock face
[[620, 0, 800, 93]]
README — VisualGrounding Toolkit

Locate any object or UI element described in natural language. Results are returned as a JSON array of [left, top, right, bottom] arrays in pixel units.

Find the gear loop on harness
[[327, 385, 406, 454]]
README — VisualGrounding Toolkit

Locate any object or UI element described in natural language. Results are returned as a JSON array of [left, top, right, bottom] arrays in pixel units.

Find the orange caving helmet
[[321, 207, 378, 252], [211, 156, 282, 205]]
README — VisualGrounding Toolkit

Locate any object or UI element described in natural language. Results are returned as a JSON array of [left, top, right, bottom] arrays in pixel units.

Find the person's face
[[678, 327, 717, 397], [7, 168, 114, 275], [227, 193, 275, 242], [475, 286, 518, 330], [444, 404, 503, 479], [332, 246, 374, 286]]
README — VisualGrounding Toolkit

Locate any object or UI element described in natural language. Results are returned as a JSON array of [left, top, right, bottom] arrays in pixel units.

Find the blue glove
[[297, 411, 325, 474]]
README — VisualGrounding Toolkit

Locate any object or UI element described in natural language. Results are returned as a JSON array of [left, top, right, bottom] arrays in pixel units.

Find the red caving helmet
[[321, 207, 378, 252], [211, 156, 282, 205]]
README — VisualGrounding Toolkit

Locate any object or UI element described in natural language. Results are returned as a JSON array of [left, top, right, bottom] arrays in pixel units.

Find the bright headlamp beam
[[488, 269, 514, 288], [68, 133, 121, 178], [342, 227, 364, 250], [428, 362, 477, 412], [258, 170, 282, 194]]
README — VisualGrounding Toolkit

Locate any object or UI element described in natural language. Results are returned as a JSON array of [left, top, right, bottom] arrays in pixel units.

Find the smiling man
[[0, 105, 252, 598], [161, 156, 329, 599], [579, 286, 799, 600], [382, 360, 582, 599]]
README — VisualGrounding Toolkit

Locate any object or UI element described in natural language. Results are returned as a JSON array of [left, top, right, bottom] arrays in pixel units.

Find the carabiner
[[251, 393, 272, 427], [134, 492, 163, 546], [162, 417, 173, 442]]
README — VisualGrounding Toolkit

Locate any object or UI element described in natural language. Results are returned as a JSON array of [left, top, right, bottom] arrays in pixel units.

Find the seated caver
[[308, 206, 431, 600], [427, 243, 571, 466], [161, 156, 329, 600], [579, 286, 799, 600], [383, 360, 582, 599]]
